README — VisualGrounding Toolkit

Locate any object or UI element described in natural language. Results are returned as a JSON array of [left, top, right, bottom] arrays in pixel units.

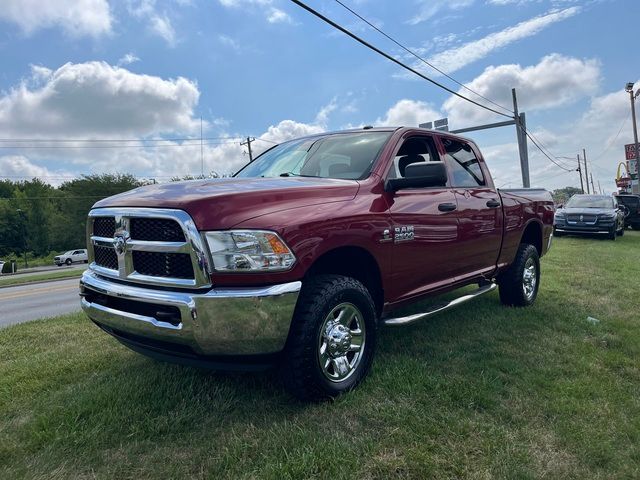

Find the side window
[[389, 136, 439, 179], [441, 138, 485, 187]]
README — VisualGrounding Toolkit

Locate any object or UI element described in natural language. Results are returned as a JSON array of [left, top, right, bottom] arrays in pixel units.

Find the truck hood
[[93, 177, 359, 230]]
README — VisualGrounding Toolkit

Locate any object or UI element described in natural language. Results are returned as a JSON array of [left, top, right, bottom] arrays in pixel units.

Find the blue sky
[[0, 0, 638, 191]]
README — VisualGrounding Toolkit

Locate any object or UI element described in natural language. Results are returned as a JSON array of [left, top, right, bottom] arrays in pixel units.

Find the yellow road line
[[0, 282, 78, 301]]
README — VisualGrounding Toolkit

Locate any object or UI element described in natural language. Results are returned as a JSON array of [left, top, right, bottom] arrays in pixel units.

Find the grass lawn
[[1, 232, 639, 479], [0, 268, 83, 288]]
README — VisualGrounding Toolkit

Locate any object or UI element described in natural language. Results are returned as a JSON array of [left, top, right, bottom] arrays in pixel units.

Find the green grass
[[1, 232, 639, 479], [0, 268, 83, 287]]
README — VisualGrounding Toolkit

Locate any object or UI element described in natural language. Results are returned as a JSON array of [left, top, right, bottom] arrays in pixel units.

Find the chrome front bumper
[[80, 270, 301, 356]]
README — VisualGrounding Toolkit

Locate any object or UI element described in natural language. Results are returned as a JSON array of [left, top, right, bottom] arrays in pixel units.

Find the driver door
[[384, 134, 460, 301]]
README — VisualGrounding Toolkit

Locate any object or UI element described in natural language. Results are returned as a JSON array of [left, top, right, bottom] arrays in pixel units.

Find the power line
[[332, 0, 513, 115], [0, 141, 241, 149], [520, 127, 574, 172], [590, 110, 630, 162], [253, 138, 278, 145], [0, 136, 243, 143], [288, 0, 513, 119]]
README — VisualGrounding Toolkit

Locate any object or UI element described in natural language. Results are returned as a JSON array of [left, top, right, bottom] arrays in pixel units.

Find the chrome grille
[[132, 251, 194, 279], [130, 218, 185, 242], [567, 214, 597, 224], [93, 217, 116, 238], [87, 208, 211, 288], [94, 245, 118, 270]]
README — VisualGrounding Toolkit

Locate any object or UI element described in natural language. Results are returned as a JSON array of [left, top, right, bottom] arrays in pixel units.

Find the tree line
[[0, 174, 144, 264]]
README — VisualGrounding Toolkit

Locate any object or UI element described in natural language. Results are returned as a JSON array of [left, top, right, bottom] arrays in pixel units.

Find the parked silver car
[[54, 249, 88, 266]]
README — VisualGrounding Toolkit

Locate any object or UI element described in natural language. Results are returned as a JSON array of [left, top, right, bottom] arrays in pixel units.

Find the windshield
[[566, 195, 614, 209], [235, 132, 392, 180], [64, 251, 74, 255]]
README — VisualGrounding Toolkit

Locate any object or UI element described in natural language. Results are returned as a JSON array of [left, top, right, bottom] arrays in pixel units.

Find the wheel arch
[[520, 219, 543, 255], [304, 246, 384, 316]]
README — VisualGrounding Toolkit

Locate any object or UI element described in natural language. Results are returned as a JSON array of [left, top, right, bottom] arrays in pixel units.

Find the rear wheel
[[280, 274, 377, 401], [498, 243, 540, 307]]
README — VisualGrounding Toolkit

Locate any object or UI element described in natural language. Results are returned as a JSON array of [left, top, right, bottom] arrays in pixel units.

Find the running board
[[383, 283, 497, 327]]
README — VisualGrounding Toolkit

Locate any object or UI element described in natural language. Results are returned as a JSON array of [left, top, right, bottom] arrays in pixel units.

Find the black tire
[[553, 227, 563, 238], [65, 258, 72, 265], [608, 227, 616, 240], [498, 243, 540, 307], [57, 264, 62, 267], [84, 259, 89, 263], [617, 227, 624, 237], [280, 274, 377, 401]]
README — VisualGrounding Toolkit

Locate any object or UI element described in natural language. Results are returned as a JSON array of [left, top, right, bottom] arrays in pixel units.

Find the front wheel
[[498, 243, 540, 307], [608, 227, 616, 240], [65, 258, 72, 265], [280, 274, 377, 401]]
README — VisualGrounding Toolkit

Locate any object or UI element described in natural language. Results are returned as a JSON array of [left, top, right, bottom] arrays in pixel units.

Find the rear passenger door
[[439, 137, 503, 280]]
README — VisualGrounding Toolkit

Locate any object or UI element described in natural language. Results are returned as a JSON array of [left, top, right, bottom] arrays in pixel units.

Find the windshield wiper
[[278, 172, 317, 178]]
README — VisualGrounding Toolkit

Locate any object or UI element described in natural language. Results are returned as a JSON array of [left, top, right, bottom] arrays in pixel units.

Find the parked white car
[[54, 249, 88, 266]]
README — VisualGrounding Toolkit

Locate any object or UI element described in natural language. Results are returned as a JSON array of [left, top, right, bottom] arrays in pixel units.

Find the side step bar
[[383, 283, 497, 327]]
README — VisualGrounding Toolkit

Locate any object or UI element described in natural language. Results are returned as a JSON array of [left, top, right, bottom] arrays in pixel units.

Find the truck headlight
[[204, 230, 296, 272]]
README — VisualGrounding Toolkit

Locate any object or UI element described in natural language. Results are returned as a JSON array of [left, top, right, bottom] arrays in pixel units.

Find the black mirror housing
[[385, 162, 448, 191]]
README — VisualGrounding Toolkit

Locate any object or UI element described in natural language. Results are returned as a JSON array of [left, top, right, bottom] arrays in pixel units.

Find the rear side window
[[441, 138, 485, 187]]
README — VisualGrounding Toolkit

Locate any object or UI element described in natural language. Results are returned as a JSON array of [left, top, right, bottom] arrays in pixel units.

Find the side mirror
[[385, 162, 448, 191]]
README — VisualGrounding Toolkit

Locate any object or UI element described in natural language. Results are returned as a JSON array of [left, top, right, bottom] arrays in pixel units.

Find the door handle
[[438, 202, 457, 212], [486, 199, 501, 208]]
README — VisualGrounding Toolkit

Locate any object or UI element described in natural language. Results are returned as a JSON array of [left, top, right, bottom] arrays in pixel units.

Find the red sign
[[625, 143, 639, 160]]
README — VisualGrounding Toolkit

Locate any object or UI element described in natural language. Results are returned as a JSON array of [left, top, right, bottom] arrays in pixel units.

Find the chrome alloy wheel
[[522, 257, 537, 301], [318, 302, 366, 383]]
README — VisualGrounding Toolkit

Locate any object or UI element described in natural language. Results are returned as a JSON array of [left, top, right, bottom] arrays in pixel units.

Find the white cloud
[[375, 99, 442, 127], [0, 0, 112, 37], [0, 155, 75, 184], [218, 34, 240, 50], [117, 53, 141, 66], [0, 61, 201, 138], [127, 0, 177, 46], [407, 0, 474, 25], [218, 0, 292, 24], [424, 7, 580, 74], [444, 54, 600, 125]]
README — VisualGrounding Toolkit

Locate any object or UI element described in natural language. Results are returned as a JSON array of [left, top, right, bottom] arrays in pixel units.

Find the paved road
[[0, 278, 82, 328]]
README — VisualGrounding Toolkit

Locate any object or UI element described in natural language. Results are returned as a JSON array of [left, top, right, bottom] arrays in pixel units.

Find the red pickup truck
[[80, 127, 554, 400]]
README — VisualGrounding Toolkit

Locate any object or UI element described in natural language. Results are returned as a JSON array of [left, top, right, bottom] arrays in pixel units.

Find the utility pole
[[512, 88, 530, 188], [577, 154, 585, 194], [241, 137, 255, 162], [200, 116, 204, 177], [626, 82, 640, 194], [582, 148, 590, 194]]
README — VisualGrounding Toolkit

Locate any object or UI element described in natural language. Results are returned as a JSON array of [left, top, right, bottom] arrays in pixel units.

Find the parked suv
[[614, 193, 640, 229], [554, 194, 625, 240], [55, 249, 88, 266]]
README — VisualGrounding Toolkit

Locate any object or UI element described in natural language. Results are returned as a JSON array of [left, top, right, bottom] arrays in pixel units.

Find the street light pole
[[626, 82, 640, 194]]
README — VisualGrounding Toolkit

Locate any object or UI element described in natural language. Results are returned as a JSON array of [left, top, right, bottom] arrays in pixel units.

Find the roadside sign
[[625, 143, 639, 160]]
